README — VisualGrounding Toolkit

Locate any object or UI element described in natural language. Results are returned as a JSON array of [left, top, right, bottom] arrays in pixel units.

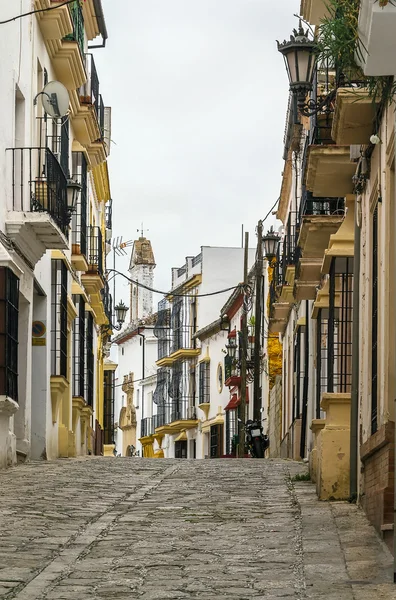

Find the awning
[[174, 430, 187, 442], [225, 388, 250, 411]]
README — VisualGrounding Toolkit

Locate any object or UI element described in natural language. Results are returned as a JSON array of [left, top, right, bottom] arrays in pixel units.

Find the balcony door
[[175, 440, 187, 459], [210, 424, 224, 458]]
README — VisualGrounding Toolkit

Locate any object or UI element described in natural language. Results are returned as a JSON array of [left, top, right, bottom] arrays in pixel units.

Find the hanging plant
[[316, 0, 396, 105]]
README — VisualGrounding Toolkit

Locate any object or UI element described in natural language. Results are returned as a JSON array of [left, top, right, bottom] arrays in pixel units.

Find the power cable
[[107, 268, 245, 299], [0, 0, 77, 25], [262, 197, 280, 224]]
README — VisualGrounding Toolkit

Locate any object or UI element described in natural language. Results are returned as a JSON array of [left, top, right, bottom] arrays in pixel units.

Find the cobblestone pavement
[[0, 458, 394, 600]]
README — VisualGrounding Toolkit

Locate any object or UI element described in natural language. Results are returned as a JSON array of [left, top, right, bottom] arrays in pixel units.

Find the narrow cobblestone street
[[0, 458, 393, 600]]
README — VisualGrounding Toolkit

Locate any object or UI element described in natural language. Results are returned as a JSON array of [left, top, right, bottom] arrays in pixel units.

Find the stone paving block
[[0, 458, 395, 600]]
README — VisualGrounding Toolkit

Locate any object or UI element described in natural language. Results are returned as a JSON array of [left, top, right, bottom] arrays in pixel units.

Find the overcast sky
[[95, 0, 299, 300]]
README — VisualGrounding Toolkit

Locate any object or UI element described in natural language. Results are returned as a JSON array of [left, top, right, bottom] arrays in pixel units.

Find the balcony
[[332, 88, 377, 145], [35, 0, 73, 42], [72, 54, 104, 151], [168, 402, 198, 433], [81, 226, 105, 321], [140, 417, 154, 438], [300, 0, 329, 25], [277, 215, 298, 303], [101, 281, 112, 327], [224, 354, 241, 388], [6, 147, 69, 265], [294, 191, 345, 300], [154, 303, 172, 366], [305, 134, 355, 198], [268, 278, 290, 335], [45, 1, 87, 91], [357, 0, 396, 76]]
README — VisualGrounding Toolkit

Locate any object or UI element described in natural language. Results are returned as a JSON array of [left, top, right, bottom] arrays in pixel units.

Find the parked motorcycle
[[245, 419, 269, 458]]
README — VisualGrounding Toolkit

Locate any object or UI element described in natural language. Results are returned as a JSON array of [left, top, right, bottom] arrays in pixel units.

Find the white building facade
[[0, 1, 114, 467]]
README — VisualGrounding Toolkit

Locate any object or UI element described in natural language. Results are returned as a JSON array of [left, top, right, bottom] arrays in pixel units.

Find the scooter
[[245, 419, 269, 458], [238, 415, 269, 458]]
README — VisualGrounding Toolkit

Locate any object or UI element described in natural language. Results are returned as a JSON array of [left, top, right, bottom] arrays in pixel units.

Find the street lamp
[[114, 300, 129, 327], [277, 22, 335, 117], [226, 331, 237, 360], [66, 178, 82, 217], [263, 227, 280, 262]]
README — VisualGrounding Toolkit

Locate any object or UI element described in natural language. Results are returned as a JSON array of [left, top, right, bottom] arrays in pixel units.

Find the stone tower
[[128, 236, 156, 323]]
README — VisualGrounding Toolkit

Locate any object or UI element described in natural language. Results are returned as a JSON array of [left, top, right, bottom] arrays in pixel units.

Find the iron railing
[[299, 189, 345, 220], [51, 260, 68, 378], [71, 151, 88, 257], [102, 281, 113, 325], [169, 361, 196, 421], [171, 296, 196, 353], [105, 199, 112, 230], [140, 417, 154, 437], [104, 369, 115, 445], [72, 294, 85, 399], [154, 300, 171, 360], [198, 361, 210, 404], [0, 268, 19, 402], [87, 226, 104, 276], [327, 257, 354, 394], [192, 252, 202, 267], [64, 0, 85, 57], [98, 94, 105, 138], [85, 312, 94, 406], [8, 147, 69, 237]]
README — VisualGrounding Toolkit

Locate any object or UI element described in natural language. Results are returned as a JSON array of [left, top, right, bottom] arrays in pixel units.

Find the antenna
[[137, 222, 149, 237], [34, 81, 70, 119]]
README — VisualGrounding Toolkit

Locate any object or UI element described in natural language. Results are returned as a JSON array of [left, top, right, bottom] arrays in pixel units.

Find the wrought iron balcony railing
[[101, 281, 113, 324], [299, 189, 345, 220], [141, 417, 154, 437], [170, 402, 196, 422], [86, 225, 104, 275], [8, 147, 69, 237], [64, 0, 84, 57], [171, 325, 196, 354], [154, 302, 171, 360]]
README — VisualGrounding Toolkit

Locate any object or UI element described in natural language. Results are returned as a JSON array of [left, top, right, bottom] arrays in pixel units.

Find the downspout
[[137, 329, 145, 420], [300, 300, 309, 459], [88, 0, 108, 49], [350, 194, 361, 503]]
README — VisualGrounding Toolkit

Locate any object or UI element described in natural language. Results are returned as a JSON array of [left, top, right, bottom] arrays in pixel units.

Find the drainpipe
[[137, 329, 145, 420], [350, 195, 361, 503], [88, 0, 108, 48], [300, 300, 309, 459]]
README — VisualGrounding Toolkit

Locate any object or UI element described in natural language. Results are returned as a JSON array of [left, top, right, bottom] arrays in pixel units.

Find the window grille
[[51, 260, 68, 378], [371, 204, 378, 434], [0, 268, 19, 401], [72, 295, 85, 398], [225, 410, 237, 456], [198, 361, 210, 404], [71, 152, 88, 257], [171, 296, 196, 353], [293, 328, 302, 421], [327, 258, 353, 393], [154, 300, 171, 360], [103, 369, 115, 445], [316, 310, 329, 418], [169, 361, 195, 421], [85, 312, 94, 406]]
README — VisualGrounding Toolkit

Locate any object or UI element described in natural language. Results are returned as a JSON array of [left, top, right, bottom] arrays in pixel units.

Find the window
[[136, 388, 140, 408], [327, 258, 353, 394], [0, 268, 19, 401], [225, 410, 237, 456], [198, 361, 210, 405], [371, 204, 379, 434], [72, 295, 85, 398], [103, 369, 115, 445], [51, 260, 68, 378], [85, 312, 94, 406], [71, 152, 88, 258]]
